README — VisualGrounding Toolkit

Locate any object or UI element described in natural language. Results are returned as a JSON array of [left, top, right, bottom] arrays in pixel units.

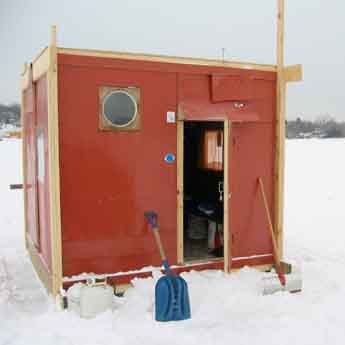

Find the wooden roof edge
[[21, 46, 51, 90], [57, 47, 277, 72], [32, 46, 49, 65]]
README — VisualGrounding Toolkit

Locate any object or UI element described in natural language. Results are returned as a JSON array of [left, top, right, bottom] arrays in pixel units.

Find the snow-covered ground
[[1, 138, 345, 345]]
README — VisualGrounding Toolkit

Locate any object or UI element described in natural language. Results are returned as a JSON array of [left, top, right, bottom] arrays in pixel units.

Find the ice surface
[[1, 138, 345, 344]]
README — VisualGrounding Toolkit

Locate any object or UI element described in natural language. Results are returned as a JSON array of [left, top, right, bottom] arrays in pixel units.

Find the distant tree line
[[1, 103, 344, 139], [0, 103, 21, 127], [287, 115, 345, 139]]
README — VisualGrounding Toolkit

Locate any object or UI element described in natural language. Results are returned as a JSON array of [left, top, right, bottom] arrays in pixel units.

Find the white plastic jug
[[67, 280, 114, 318]]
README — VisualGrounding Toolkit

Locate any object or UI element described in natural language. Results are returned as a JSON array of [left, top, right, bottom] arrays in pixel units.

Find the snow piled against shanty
[[1, 138, 345, 345]]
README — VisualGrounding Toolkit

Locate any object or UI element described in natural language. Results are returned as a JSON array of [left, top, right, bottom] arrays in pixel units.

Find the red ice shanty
[[21, 4, 302, 297]]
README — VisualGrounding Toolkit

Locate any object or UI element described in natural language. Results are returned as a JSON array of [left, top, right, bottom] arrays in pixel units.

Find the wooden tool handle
[[258, 177, 284, 282], [152, 227, 167, 261], [9, 184, 23, 190], [145, 211, 172, 273], [153, 227, 172, 274]]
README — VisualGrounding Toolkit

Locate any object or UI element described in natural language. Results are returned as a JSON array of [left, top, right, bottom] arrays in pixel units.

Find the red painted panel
[[58, 60, 178, 276], [181, 100, 260, 122], [179, 74, 276, 122], [212, 74, 253, 102], [35, 75, 52, 271], [228, 122, 275, 262], [179, 74, 211, 102], [211, 72, 276, 103]]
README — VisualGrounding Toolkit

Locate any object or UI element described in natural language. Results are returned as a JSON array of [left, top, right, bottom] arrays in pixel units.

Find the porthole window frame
[[99, 86, 141, 131]]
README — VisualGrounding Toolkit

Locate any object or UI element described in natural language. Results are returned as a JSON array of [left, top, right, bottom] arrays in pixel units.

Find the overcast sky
[[1, 0, 344, 120]]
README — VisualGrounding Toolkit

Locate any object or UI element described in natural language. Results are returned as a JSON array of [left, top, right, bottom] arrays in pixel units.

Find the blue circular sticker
[[164, 153, 175, 163]]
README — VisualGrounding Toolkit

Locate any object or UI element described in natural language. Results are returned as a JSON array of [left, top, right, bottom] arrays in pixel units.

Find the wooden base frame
[[96, 263, 274, 295], [25, 234, 52, 292]]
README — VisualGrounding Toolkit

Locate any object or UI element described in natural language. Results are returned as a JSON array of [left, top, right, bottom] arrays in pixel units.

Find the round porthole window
[[102, 90, 138, 128]]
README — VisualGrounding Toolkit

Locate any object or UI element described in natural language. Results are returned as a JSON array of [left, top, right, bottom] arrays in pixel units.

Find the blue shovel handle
[[145, 211, 172, 274], [145, 211, 158, 228]]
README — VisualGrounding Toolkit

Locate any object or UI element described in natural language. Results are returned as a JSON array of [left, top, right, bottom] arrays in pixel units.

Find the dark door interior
[[183, 121, 224, 261]]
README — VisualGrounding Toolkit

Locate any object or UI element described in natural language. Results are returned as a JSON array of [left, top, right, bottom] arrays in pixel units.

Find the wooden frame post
[[21, 63, 28, 250], [223, 120, 231, 272], [176, 114, 184, 264], [47, 25, 63, 296], [275, 0, 285, 261]]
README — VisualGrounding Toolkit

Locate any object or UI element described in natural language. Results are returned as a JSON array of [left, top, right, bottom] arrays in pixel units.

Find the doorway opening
[[183, 121, 224, 262]]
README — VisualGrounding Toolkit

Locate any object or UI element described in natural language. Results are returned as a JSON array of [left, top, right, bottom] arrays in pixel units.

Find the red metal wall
[[58, 54, 178, 276], [24, 74, 52, 271], [58, 53, 276, 277]]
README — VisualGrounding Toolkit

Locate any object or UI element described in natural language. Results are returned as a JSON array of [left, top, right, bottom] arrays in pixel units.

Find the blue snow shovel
[[144, 211, 191, 322]]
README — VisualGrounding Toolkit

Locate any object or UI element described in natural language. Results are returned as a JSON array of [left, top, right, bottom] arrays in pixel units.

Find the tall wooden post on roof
[[47, 25, 63, 296], [275, 0, 285, 261]]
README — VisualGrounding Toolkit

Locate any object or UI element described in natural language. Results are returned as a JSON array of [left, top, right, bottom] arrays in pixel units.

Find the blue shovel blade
[[155, 275, 191, 322]]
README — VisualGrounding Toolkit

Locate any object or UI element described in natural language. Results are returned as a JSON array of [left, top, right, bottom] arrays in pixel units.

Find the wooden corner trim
[[275, 0, 286, 261], [21, 47, 50, 91], [283, 64, 302, 83], [33, 47, 50, 82], [47, 31, 63, 297]]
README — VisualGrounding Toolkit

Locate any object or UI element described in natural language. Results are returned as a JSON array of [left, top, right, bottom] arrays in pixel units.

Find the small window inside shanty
[[99, 86, 140, 131], [200, 129, 223, 171]]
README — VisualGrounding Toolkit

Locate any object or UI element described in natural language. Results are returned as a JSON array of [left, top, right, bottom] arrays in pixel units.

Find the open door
[[182, 121, 225, 263], [225, 122, 275, 269], [177, 119, 227, 265]]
